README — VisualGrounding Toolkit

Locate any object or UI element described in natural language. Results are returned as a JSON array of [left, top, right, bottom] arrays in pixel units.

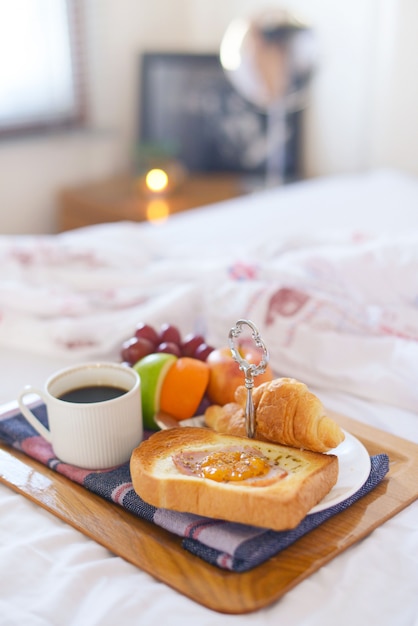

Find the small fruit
[[181, 333, 205, 357], [160, 357, 210, 421], [159, 323, 181, 346], [121, 336, 154, 365], [194, 342, 215, 361], [206, 346, 273, 405], [134, 323, 159, 347], [133, 353, 177, 429], [120, 322, 215, 362], [156, 341, 182, 357]]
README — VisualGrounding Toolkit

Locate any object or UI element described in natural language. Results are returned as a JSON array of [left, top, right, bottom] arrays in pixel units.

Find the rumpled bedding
[[1, 220, 417, 413], [0, 170, 418, 625]]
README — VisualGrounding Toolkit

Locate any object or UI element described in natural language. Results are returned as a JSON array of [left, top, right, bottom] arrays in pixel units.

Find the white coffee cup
[[18, 362, 142, 469]]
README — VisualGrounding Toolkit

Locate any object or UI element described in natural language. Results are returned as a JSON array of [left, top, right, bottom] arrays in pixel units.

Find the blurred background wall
[[0, 0, 417, 234]]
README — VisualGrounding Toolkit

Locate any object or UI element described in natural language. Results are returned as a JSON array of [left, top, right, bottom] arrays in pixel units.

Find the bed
[[0, 168, 417, 625]]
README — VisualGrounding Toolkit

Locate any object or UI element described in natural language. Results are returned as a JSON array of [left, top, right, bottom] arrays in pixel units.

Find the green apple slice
[[133, 353, 177, 429]]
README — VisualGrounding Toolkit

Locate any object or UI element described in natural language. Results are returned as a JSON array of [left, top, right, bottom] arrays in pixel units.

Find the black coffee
[[58, 385, 126, 404]]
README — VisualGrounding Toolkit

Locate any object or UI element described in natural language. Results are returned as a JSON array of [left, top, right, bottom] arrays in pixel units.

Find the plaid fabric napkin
[[0, 402, 389, 572]]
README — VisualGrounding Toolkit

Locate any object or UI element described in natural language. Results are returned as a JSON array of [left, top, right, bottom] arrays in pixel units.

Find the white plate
[[309, 430, 371, 514]]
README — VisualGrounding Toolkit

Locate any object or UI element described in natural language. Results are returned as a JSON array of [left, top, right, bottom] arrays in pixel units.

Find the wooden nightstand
[[57, 173, 248, 232]]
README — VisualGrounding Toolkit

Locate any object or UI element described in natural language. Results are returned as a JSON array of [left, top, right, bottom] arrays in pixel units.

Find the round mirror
[[220, 8, 316, 185], [220, 8, 316, 111]]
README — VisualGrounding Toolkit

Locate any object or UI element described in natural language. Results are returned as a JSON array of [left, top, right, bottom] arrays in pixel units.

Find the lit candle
[[145, 168, 169, 193]]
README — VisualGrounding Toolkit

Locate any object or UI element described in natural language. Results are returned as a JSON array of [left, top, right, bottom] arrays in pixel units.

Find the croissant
[[204, 377, 345, 453]]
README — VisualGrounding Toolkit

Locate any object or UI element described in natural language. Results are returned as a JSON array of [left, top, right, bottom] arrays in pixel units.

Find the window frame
[[0, 0, 88, 139]]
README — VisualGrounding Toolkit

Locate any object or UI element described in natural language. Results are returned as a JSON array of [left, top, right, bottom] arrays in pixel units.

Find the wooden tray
[[0, 411, 417, 614]]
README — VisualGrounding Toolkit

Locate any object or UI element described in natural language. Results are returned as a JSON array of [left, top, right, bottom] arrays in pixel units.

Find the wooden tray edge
[[0, 413, 417, 614]]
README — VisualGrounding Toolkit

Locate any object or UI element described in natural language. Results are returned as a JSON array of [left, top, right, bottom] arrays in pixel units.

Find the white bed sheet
[[0, 169, 417, 625]]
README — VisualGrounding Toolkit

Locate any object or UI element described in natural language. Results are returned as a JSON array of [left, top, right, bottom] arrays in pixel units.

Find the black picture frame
[[138, 52, 302, 178]]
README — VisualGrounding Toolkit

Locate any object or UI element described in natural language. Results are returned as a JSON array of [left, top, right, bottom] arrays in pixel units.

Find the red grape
[[159, 323, 181, 346], [181, 333, 205, 357], [156, 341, 182, 357], [194, 342, 215, 361], [121, 336, 154, 365], [134, 322, 159, 346]]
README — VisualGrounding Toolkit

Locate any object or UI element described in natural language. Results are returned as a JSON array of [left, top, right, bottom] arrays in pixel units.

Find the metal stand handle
[[228, 319, 269, 438]]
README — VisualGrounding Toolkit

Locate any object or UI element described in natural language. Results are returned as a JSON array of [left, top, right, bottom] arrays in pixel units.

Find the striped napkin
[[0, 402, 389, 571]]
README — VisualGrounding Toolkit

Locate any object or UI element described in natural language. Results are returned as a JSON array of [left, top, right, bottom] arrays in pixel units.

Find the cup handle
[[18, 386, 52, 443]]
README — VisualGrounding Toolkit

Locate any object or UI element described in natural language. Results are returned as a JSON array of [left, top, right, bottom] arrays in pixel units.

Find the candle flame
[[145, 168, 169, 192]]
